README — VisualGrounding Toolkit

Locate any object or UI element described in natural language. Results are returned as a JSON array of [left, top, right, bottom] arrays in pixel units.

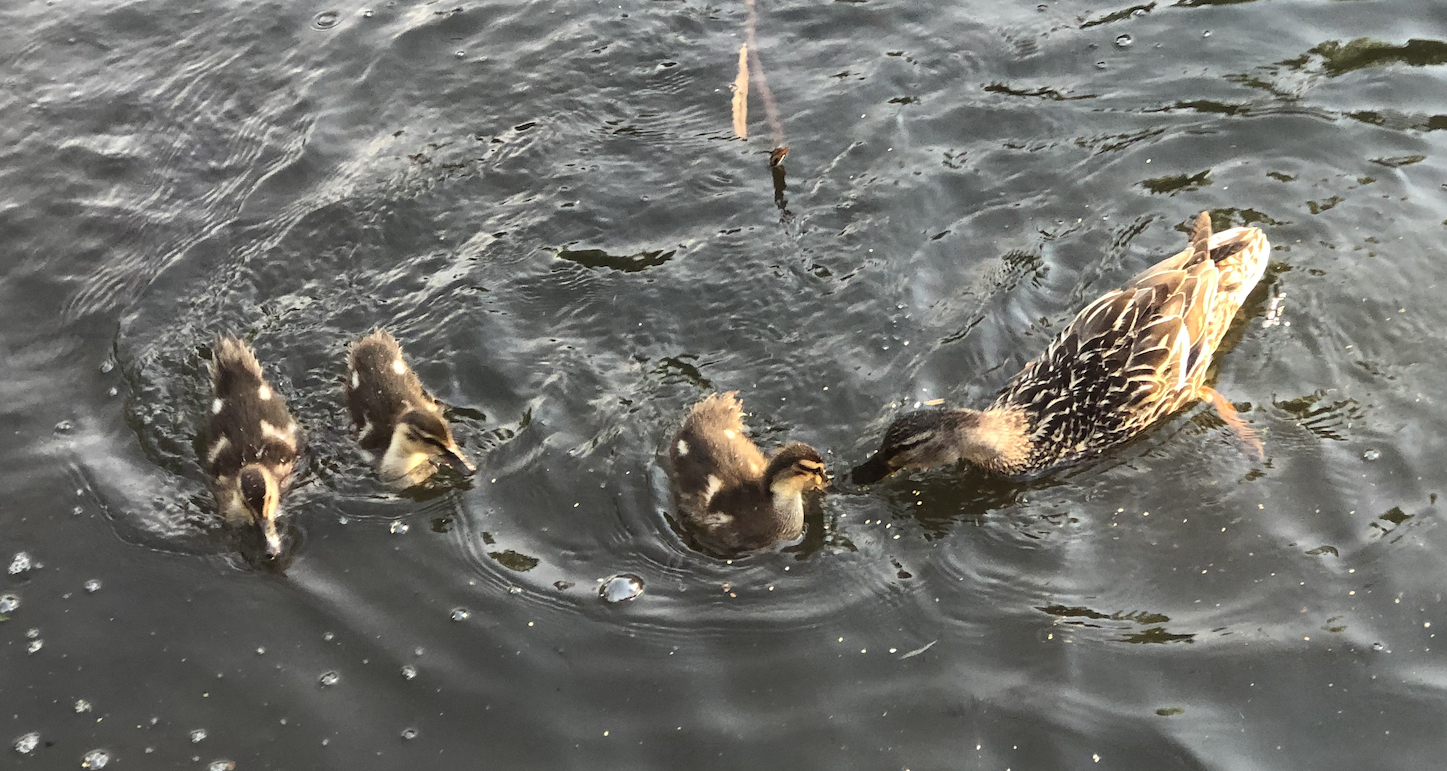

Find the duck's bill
[[262, 522, 284, 558], [439, 446, 477, 476], [849, 453, 895, 485]]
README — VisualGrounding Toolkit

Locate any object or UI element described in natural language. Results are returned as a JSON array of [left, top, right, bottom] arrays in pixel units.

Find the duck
[[201, 335, 303, 558], [344, 329, 475, 487], [853, 211, 1271, 484], [669, 391, 830, 555]]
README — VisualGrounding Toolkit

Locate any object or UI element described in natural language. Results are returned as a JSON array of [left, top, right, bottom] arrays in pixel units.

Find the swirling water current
[[3, 0, 1447, 769]]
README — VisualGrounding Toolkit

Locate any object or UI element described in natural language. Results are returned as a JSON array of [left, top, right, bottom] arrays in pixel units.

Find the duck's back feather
[[992, 214, 1269, 472], [205, 337, 300, 480], [345, 330, 438, 453]]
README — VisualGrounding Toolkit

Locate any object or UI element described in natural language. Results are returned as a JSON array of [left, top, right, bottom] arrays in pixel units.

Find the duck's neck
[[767, 479, 809, 540], [956, 408, 1032, 474]]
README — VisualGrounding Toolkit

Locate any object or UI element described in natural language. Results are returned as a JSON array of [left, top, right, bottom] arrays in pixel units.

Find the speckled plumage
[[345, 329, 474, 486], [855, 212, 1270, 482], [202, 335, 301, 556], [669, 392, 828, 555]]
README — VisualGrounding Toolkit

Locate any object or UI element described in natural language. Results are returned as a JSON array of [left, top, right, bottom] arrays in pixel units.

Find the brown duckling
[[854, 211, 1271, 483], [669, 392, 829, 555], [201, 335, 302, 558], [345, 329, 475, 487]]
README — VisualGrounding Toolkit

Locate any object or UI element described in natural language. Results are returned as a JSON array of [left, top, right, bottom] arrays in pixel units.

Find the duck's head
[[764, 443, 830, 497], [238, 464, 284, 557], [852, 408, 1023, 484], [395, 409, 476, 477]]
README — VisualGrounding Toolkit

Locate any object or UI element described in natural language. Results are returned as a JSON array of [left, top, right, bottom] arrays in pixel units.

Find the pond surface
[[4, 0, 1447, 768]]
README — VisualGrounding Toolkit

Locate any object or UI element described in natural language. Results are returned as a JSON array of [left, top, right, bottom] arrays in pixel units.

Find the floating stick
[[732, 44, 749, 139]]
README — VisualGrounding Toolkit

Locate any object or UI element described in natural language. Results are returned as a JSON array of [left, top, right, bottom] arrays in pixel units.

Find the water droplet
[[27, 639, 42, 654], [313, 10, 340, 29], [0, 594, 18, 613], [1363, 449, 1381, 461], [400, 727, 418, 740], [84, 579, 101, 593], [449, 607, 470, 621], [9, 552, 32, 575], [389, 520, 409, 535], [54, 420, 75, 434], [599, 574, 644, 603], [401, 664, 417, 680], [1115, 34, 1133, 48], [190, 729, 207, 743], [1095, 60, 1107, 70], [75, 700, 92, 713], [319, 671, 340, 687], [1202, 30, 1212, 38], [208, 761, 236, 771], [81, 749, 110, 768], [14, 732, 39, 754]]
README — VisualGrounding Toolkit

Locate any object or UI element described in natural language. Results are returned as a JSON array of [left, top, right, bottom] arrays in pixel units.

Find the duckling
[[669, 392, 829, 555], [344, 329, 475, 487], [854, 211, 1271, 484], [201, 335, 302, 558]]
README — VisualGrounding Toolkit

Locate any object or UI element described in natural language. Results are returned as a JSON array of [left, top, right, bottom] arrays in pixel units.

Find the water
[[2, 0, 1446, 768]]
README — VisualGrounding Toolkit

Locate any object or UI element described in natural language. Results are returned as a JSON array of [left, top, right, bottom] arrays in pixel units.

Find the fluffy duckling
[[854, 211, 1271, 484], [669, 392, 829, 555], [345, 329, 475, 487], [202, 335, 302, 558]]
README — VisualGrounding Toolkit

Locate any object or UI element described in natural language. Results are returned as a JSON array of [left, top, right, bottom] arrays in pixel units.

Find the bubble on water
[[208, 760, 235, 771], [450, 607, 470, 621], [54, 420, 75, 434], [1115, 34, 1133, 48], [1202, 30, 1212, 37], [400, 727, 418, 740], [9, 552, 32, 575], [99, 360, 114, 374], [362, 9, 374, 17], [454, 50, 466, 59], [27, 639, 43, 654], [1372, 642, 1385, 651], [389, 520, 409, 535], [75, 699, 92, 713], [26, 628, 39, 639], [507, 585, 522, 596], [401, 664, 417, 680], [14, 732, 39, 754], [84, 579, 101, 593], [599, 574, 644, 603], [318, 671, 340, 687], [190, 729, 207, 743], [0, 594, 18, 613], [256, 647, 265, 655], [107, 387, 119, 398], [413, 646, 424, 657], [1362, 448, 1381, 461], [313, 10, 340, 28], [81, 749, 111, 768], [323, 631, 335, 641], [73, 505, 85, 516]]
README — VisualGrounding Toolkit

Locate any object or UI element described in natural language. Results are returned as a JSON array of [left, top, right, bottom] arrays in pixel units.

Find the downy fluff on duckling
[[854, 212, 1271, 484], [345, 329, 475, 487], [201, 335, 302, 558], [669, 392, 829, 555]]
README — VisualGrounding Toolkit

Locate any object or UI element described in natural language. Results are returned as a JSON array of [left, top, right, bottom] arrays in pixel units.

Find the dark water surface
[[5, 0, 1447, 768]]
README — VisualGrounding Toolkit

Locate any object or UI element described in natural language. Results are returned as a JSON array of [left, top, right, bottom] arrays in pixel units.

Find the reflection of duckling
[[669, 392, 829, 555], [854, 212, 1271, 484], [345, 330, 475, 487], [202, 336, 302, 558]]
